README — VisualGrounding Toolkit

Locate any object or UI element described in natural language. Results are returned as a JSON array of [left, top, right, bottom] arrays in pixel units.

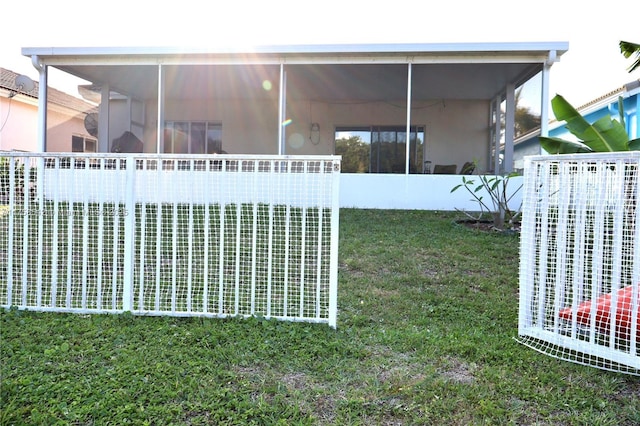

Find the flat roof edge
[[22, 41, 569, 58]]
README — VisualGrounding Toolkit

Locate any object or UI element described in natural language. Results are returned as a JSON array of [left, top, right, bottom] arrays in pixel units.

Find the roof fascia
[[22, 42, 568, 66], [21, 41, 569, 56]]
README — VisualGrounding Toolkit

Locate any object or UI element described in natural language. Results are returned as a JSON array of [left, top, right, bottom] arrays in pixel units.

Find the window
[[335, 126, 425, 173], [164, 121, 223, 154], [72, 135, 97, 153]]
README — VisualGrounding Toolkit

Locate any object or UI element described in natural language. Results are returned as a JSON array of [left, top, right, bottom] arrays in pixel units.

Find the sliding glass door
[[336, 126, 425, 174]]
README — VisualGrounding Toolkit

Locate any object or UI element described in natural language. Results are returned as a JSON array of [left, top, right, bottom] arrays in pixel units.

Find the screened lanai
[[22, 42, 567, 209]]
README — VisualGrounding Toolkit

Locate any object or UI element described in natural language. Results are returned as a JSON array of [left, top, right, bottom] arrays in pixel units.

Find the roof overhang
[[22, 42, 568, 102]]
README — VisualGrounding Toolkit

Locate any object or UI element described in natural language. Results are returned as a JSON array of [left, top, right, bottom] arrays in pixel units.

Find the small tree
[[451, 162, 522, 231], [335, 136, 370, 173]]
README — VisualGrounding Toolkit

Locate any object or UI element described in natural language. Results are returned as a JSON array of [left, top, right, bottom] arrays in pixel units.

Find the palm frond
[[620, 41, 640, 73]]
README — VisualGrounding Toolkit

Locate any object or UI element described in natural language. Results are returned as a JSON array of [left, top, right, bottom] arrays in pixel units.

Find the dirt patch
[[456, 219, 520, 233], [459, 219, 496, 231], [339, 262, 365, 278], [371, 287, 401, 298], [438, 357, 476, 384], [423, 268, 439, 278], [313, 393, 340, 425], [281, 371, 309, 390]]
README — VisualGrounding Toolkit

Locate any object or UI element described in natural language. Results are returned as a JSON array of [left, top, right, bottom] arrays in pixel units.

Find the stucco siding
[[140, 97, 490, 171], [0, 98, 38, 152]]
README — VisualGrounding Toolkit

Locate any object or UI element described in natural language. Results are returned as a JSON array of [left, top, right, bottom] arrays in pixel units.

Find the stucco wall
[[46, 107, 91, 152], [0, 96, 38, 152], [144, 98, 280, 154], [340, 173, 523, 211], [0, 83, 97, 153], [284, 99, 490, 171], [142, 97, 490, 171]]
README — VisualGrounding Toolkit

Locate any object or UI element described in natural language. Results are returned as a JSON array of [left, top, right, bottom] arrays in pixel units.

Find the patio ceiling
[[23, 42, 567, 103], [44, 62, 542, 102], [41, 62, 542, 103]]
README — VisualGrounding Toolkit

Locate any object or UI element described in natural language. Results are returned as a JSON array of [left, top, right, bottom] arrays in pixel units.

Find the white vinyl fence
[[0, 153, 341, 327], [518, 152, 639, 375]]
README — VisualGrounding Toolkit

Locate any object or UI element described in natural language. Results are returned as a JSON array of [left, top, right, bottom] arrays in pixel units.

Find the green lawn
[[1, 209, 639, 425]]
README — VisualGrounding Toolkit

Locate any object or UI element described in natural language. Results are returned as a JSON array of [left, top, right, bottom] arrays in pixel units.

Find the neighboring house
[[514, 78, 640, 169], [20, 43, 567, 209], [0, 67, 97, 153]]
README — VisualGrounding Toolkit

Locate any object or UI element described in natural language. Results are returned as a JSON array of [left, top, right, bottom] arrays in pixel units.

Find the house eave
[[22, 42, 569, 66]]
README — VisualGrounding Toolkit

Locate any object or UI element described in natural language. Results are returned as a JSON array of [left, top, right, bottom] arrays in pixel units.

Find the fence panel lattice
[[0, 153, 341, 327], [518, 152, 639, 375]]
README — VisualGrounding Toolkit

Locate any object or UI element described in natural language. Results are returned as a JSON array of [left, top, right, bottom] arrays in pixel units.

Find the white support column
[[278, 64, 286, 155], [504, 83, 515, 173], [405, 63, 412, 175], [540, 56, 553, 141], [540, 50, 557, 153], [156, 64, 165, 154], [487, 100, 494, 169], [127, 96, 132, 133], [98, 84, 110, 152], [32, 56, 47, 152], [633, 94, 640, 139], [493, 95, 502, 173]]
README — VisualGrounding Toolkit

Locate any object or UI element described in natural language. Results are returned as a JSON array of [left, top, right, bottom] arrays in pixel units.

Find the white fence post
[[122, 156, 136, 312], [328, 160, 341, 328]]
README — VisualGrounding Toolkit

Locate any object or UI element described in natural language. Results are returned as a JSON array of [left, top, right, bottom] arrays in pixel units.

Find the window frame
[[164, 121, 223, 154], [72, 134, 97, 153]]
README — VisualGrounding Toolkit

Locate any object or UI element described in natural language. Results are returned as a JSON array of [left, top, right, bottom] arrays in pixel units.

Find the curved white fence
[[518, 152, 639, 375]]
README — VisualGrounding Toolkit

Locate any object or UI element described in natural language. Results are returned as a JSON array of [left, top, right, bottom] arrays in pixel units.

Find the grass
[[1, 209, 639, 425]]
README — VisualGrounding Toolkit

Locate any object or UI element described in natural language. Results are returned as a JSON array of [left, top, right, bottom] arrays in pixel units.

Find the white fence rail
[[0, 153, 341, 327], [518, 153, 639, 375]]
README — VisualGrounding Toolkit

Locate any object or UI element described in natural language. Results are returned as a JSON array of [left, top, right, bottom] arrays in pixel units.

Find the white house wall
[[133, 96, 501, 211], [285, 99, 490, 170], [108, 98, 135, 150], [38, 160, 522, 212], [419, 100, 490, 171], [142, 97, 490, 172], [340, 173, 523, 211], [144, 98, 280, 154]]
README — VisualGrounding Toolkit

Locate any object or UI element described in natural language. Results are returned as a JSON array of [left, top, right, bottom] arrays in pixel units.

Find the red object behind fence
[[559, 286, 639, 341]]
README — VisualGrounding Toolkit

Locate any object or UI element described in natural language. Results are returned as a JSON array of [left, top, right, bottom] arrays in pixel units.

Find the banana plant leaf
[[539, 136, 592, 154], [542, 95, 630, 153], [620, 40, 640, 73]]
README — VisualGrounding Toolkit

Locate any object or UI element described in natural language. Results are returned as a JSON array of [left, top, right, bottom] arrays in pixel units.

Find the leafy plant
[[539, 94, 640, 154], [620, 40, 640, 73], [450, 164, 522, 230]]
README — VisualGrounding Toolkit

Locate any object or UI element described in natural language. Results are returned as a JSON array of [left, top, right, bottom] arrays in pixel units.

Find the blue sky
[[2, 0, 638, 108]]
